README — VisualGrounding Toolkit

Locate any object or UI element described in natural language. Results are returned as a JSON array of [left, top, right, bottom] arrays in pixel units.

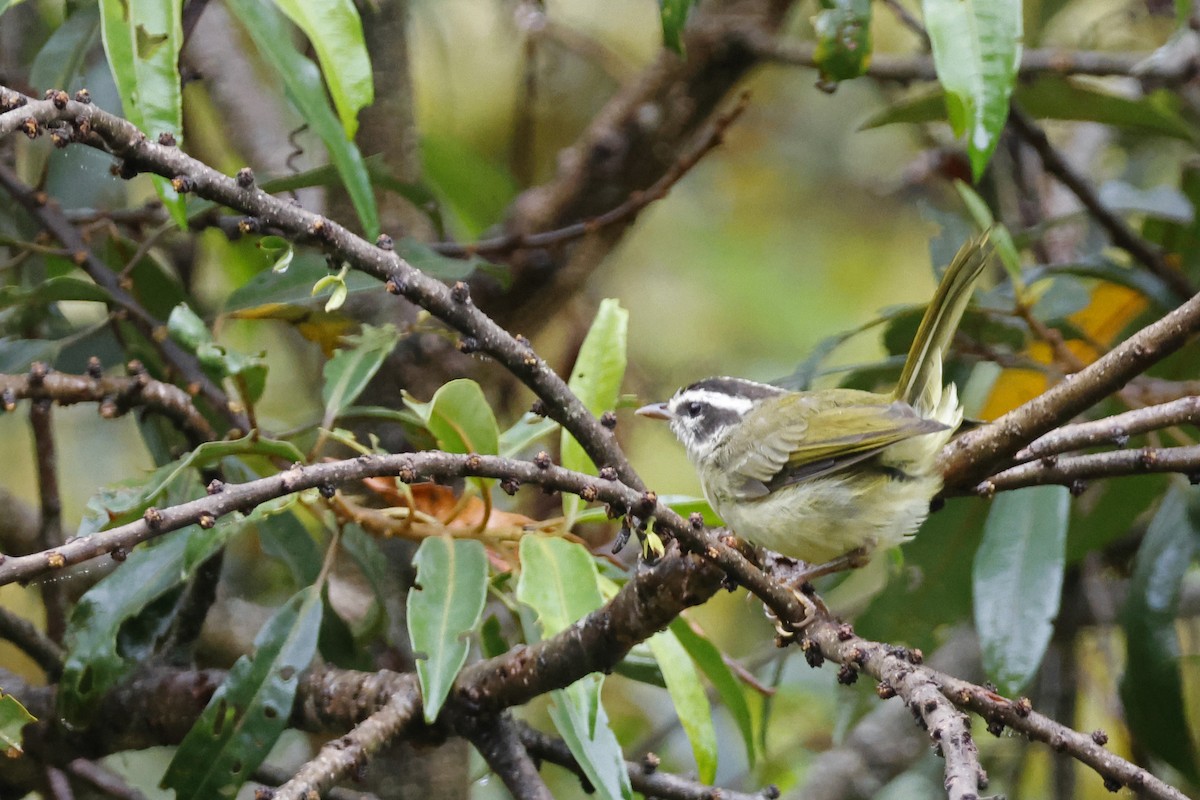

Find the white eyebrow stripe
[[670, 389, 756, 416]]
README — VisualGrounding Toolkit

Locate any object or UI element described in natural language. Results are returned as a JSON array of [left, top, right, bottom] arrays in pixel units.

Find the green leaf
[[922, 0, 1021, 179], [516, 536, 604, 638], [258, 235, 295, 274], [225, 252, 383, 312], [98, 0, 187, 225], [270, 0, 373, 138], [167, 303, 270, 403], [58, 516, 242, 725], [420, 134, 518, 239], [812, 0, 872, 83], [224, 0, 378, 239], [669, 618, 754, 766], [1119, 481, 1200, 781], [658, 0, 695, 53], [257, 510, 323, 586], [321, 323, 401, 429], [863, 76, 1194, 142], [0, 691, 36, 754], [165, 302, 210, 351], [646, 628, 717, 783], [30, 6, 101, 93], [548, 679, 634, 800], [953, 182, 1021, 287], [404, 378, 500, 457], [499, 411, 559, 457], [973, 485, 1069, 695], [407, 537, 488, 723], [339, 523, 389, 640], [162, 586, 323, 799], [519, 537, 630, 800], [561, 299, 628, 520]]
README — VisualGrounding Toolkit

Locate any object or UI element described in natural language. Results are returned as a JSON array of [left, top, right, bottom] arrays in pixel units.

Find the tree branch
[[941, 287, 1200, 488], [0, 161, 246, 433], [0, 363, 217, 443], [970, 445, 1200, 494], [516, 721, 777, 800], [458, 713, 553, 800], [1015, 396, 1200, 460], [1007, 107, 1196, 302]]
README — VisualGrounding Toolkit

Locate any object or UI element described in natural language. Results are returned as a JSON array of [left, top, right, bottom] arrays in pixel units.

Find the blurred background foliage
[[1, 0, 1199, 798]]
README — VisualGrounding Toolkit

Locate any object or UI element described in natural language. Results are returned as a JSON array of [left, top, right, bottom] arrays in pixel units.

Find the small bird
[[638, 232, 993, 579]]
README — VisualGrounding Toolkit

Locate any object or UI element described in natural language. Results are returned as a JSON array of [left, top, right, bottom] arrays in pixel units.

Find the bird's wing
[[718, 394, 946, 499]]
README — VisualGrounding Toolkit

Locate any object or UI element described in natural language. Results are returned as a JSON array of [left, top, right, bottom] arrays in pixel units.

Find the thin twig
[[435, 92, 750, 258], [1007, 107, 1196, 302], [0, 161, 246, 433], [517, 721, 777, 800], [0, 604, 64, 678], [971, 445, 1200, 494], [0, 363, 217, 443], [275, 678, 421, 800], [1015, 396, 1200, 460], [460, 713, 554, 800], [29, 398, 66, 642]]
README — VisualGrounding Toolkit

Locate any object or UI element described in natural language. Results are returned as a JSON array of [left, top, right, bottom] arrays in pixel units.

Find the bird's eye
[[685, 401, 703, 418]]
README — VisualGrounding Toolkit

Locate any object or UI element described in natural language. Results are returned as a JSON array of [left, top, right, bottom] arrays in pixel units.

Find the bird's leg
[[758, 547, 872, 642], [789, 546, 872, 583]]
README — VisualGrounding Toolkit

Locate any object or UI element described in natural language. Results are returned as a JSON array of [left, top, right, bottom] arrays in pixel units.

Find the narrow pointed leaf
[[518, 538, 629, 799], [562, 299, 628, 519], [98, 0, 187, 225], [162, 587, 323, 799], [59, 514, 243, 725], [516, 536, 604, 637], [321, 323, 401, 429], [270, 0, 373, 138], [1119, 481, 1200, 780], [407, 537, 488, 723], [973, 484, 1068, 695], [647, 628, 718, 783], [922, 0, 1021, 178], [670, 617, 755, 766], [549, 680, 634, 800], [224, 0, 378, 238]]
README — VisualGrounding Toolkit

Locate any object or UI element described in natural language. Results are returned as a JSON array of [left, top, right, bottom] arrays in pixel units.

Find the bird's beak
[[636, 402, 672, 421]]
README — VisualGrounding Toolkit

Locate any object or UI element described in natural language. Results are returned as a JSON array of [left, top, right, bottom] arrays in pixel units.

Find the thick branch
[[941, 288, 1200, 487]]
